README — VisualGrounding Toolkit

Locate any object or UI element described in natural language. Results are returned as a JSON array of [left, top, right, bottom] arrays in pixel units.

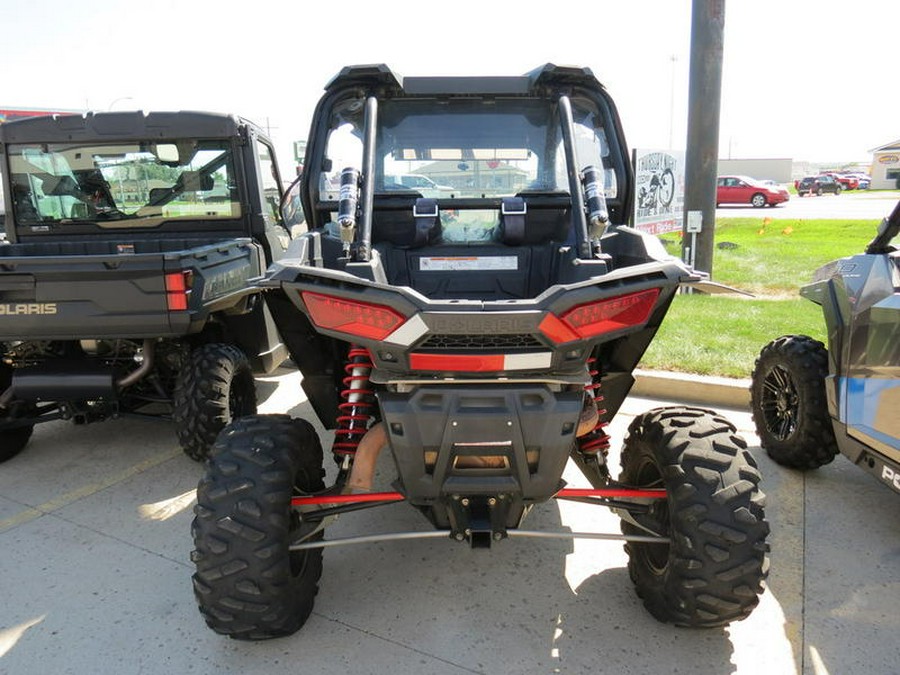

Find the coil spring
[[332, 345, 375, 457], [578, 356, 610, 455]]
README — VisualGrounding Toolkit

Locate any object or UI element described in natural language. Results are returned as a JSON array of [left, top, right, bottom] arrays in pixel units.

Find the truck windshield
[[318, 96, 618, 203], [6, 140, 240, 227]]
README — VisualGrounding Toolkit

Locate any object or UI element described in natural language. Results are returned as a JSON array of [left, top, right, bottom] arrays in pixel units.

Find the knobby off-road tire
[[173, 343, 257, 461], [0, 363, 33, 463], [619, 406, 769, 627], [750, 335, 838, 469], [191, 414, 326, 640]]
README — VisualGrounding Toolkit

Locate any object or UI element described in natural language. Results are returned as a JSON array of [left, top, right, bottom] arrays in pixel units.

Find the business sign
[[632, 149, 685, 235]]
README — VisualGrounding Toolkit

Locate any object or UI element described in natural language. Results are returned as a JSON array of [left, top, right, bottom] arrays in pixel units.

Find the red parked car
[[716, 175, 790, 208]]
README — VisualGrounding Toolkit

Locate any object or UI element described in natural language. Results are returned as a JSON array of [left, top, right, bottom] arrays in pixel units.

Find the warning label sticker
[[418, 256, 518, 272]]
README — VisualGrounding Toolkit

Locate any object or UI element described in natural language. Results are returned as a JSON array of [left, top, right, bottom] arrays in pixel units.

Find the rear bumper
[[380, 384, 583, 525]]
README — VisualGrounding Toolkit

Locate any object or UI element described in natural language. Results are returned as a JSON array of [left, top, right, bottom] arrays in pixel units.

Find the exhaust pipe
[[116, 339, 155, 389], [2, 339, 156, 403], [346, 422, 387, 493]]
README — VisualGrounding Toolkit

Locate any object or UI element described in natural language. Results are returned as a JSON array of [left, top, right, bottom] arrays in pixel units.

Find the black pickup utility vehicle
[[191, 64, 769, 639], [0, 111, 298, 462]]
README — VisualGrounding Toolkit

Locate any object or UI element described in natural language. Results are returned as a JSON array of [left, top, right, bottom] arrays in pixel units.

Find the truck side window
[[257, 142, 283, 227], [320, 119, 363, 202]]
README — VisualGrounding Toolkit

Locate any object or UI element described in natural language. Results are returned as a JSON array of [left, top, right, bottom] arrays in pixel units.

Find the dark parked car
[[823, 172, 858, 190], [716, 175, 789, 207], [796, 175, 842, 196]]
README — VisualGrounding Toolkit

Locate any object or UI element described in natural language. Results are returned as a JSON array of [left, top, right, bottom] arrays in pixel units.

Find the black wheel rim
[[228, 372, 252, 417], [635, 458, 670, 574], [288, 470, 322, 577], [287, 509, 312, 577], [760, 364, 799, 441]]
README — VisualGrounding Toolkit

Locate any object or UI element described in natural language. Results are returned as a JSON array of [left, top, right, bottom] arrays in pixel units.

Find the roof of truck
[[323, 63, 607, 97], [0, 110, 260, 144]]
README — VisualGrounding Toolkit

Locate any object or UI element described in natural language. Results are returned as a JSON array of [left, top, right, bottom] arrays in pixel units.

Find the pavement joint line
[[0, 447, 182, 535]]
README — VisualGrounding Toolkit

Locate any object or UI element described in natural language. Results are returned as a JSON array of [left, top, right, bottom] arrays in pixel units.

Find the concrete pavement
[[1, 367, 898, 675]]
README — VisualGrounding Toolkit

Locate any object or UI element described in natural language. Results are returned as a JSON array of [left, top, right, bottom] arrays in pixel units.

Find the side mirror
[[280, 174, 306, 232]]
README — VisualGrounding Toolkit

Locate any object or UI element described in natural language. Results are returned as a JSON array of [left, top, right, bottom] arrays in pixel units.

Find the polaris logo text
[[881, 466, 900, 491], [0, 303, 58, 316]]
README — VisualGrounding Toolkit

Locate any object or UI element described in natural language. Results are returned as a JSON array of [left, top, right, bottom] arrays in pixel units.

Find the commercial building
[[870, 140, 900, 190]]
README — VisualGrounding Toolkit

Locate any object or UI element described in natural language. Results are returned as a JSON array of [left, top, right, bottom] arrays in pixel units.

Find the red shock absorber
[[578, 356, 611, 456], [332, 345, 376, 458]]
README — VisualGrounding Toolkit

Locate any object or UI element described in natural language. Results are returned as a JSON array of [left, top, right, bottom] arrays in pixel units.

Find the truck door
[[843, 256, 900, 454], [252, 137, 291, 262]]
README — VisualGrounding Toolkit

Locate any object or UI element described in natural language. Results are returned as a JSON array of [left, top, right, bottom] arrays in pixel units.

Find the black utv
[[191, 64, 769, 639], [0, 111, 299, 462]]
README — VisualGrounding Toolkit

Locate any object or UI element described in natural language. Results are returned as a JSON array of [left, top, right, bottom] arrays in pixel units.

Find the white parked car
[[384, 173, 454, 197]]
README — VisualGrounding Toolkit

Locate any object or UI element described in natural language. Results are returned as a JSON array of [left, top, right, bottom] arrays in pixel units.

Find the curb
[[632, 369, 751, 410]]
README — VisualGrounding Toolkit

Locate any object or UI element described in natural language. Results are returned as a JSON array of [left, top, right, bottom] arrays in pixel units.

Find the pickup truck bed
[[0, 237, 265, 339]]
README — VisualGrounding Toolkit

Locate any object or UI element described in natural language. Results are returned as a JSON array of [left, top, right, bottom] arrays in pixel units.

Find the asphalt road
[[2, 367, 898, 675], [716, 189, 900, 221]]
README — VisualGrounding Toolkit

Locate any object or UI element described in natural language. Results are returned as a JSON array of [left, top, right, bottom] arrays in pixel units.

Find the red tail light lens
[[538, 313, 580, 344], [552, 288, 660, 341], [301, 291, 406, 340], [165, 271, 192, 311]]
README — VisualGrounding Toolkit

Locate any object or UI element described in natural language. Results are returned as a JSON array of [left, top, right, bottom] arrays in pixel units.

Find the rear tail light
[[540, 288, 660, 343], [165, 271, 192, 311], [301, 291, 406, 341]]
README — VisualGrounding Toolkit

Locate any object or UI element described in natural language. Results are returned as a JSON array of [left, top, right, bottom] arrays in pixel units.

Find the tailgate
[[0, 252, 170, 339]]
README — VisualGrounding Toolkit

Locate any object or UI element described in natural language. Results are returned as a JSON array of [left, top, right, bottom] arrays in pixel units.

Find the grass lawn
[[640, 216, 880, 377], [640, 295, 825, 378]]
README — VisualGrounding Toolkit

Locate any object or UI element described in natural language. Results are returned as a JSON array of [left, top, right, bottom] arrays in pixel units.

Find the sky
[[1, 0, 897, 171]]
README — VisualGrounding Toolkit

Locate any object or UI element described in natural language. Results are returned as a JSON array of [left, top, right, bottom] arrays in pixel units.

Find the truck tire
[[0, 421, 33, 464], [619, 406, 769, 627], [0, 364, 34, 463], [750, 335, 838, 469], [750, 192, 767, 208], [191, 414, 326, 640], [173, 343, 257, 461]]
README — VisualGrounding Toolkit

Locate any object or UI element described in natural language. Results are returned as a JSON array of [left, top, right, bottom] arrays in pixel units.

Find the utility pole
[[682, 0, 725, 276]]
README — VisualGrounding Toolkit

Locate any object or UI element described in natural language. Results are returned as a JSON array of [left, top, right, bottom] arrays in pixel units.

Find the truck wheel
[[750, 193, 767, 208], [619, 406, 769, 627], [0, 364, 34, 463], [750, 335, 838, 469], [174, 343, 257, 461], [191, 414, 326, 640], [0, 422, 33, 464]]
